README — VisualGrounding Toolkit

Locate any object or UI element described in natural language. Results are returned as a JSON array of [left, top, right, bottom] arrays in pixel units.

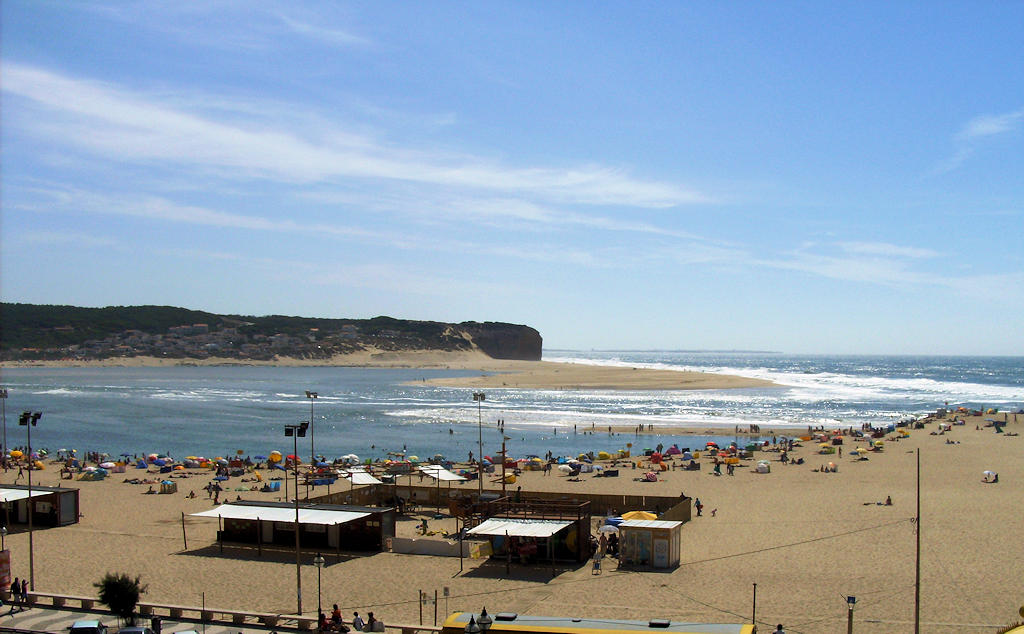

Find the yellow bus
[[441, 612, 757, 634]]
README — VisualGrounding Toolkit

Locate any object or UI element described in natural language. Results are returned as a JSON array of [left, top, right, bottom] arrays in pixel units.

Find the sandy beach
[[3, 349, 775, 391], [2, 412, 1021, 633]]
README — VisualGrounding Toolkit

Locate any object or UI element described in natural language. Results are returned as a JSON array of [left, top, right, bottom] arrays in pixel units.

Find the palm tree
[[94, 573, 147, 626]]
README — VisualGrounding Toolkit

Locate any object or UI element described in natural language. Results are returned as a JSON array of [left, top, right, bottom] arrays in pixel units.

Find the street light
[[313, 552, 325, 618], [305, 391, 318, 465], [477, 608, 492, 632], [1, 526, 7, 550], [473, 392, 485, 497], [464, 615, 481, 634], [284, 420, 309, 616], [18, 411, 40, 590], [1, 388, 8, 456]]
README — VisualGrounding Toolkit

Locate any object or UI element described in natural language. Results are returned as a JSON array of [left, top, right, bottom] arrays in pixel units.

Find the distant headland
[[0, 303, 542, 364]]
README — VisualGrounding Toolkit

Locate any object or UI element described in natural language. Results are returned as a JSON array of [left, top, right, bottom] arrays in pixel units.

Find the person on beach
[[332, 604, 342, 625], [773, 625, 785, 634], [10, 577, 20, 607], [695, 498, 703, 516], [351, 613, 365, 632]]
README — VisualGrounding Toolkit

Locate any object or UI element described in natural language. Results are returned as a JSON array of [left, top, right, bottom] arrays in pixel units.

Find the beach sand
[[2, 413, 1020, 633], [5, 349, 774, 391]]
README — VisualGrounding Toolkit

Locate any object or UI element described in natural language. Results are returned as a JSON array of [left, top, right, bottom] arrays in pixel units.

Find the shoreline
[[2, 350, 777, 391]]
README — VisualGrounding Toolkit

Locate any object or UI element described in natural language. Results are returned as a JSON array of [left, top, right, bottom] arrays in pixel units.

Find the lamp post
[[1, 388, 8, 455], [19, 411, 40, 590], [477, 608, 492, 633], [1, 526, 7, 550], [314, 552, 325, 618], [284, 421, 309, 616], [305, 391, 318, 465], [473, 393, 485, 497]]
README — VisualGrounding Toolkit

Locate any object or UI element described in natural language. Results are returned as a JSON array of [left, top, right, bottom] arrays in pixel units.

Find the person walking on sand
[[695, 498, 703, 516]]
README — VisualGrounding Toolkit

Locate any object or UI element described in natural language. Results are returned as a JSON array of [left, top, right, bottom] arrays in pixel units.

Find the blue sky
[[2, 2, 1022, 355]]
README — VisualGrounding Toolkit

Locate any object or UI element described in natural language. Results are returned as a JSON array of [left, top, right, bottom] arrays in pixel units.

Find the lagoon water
[[1, 352, 1022, 462]]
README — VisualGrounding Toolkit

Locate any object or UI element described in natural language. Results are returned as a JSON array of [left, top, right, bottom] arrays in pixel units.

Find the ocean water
[[0, 353, 1021, 463]]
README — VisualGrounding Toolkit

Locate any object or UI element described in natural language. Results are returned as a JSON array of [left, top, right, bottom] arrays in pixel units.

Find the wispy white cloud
[[273, 12, 370, 48], [3, 63, 708, 209], [935, 106, 1024, 173], [956, 108, 1024, 141], [838, 241, 938, 259], [20, 231, 117, 248]]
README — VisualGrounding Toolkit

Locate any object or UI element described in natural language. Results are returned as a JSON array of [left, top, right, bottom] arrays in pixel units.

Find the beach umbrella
[[621, 510, 658, 521], [874, 441, 885, 448], [408, 456, 420, 462], [598, 524, 619, 534], [100, 462, 115, 469], [213, 475, 229, 481], [154, 459, 167, 466], [558, 465, 573, 474], [254, 455, 268, 460], [216, 458, 229, 465]]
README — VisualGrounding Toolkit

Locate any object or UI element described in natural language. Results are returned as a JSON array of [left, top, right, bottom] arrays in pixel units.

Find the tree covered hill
[[0, 303, 543, 362]]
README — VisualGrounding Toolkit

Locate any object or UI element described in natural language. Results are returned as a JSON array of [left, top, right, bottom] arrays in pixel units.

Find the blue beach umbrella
[[254, 455, 268, 460]]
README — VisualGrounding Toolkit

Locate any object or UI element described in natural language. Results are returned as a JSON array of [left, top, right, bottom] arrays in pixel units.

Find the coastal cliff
[[0, 303, 543, 363]]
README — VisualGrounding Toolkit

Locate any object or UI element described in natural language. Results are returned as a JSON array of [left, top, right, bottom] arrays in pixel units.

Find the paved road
[[0, 605, 282, 634]]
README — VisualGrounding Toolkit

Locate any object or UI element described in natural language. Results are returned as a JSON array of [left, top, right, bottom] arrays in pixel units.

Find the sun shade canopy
[[191, 504, 370, 525], [0, 488, 50, 503], [339, 469, 383, 485], [418, 465, 467, 481], [467, 518, 572, 538]]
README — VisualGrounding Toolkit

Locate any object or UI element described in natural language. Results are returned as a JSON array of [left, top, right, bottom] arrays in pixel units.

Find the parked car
[[118, 628, 155, 634], [69, 620, 108, 634]]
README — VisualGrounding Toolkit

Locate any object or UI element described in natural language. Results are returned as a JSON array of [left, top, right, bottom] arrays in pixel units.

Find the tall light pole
[[305, 391, 318, 465], [473, 393, 485, 497], [313, 552, 325, 618], [19, 411, 41, 590], [1, 388, 8, 456], [285, 420, 309, 616]]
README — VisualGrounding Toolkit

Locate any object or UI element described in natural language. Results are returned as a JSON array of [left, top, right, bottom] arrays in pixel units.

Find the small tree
[[94, 572, 147, 625]]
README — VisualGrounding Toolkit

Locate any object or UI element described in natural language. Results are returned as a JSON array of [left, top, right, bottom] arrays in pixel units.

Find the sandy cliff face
[[460, 322, 542, 360]]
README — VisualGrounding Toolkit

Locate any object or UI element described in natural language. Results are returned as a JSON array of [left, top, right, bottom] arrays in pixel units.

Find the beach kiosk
[[618, 519, 682, 569], [0, 484, 80, 528]]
